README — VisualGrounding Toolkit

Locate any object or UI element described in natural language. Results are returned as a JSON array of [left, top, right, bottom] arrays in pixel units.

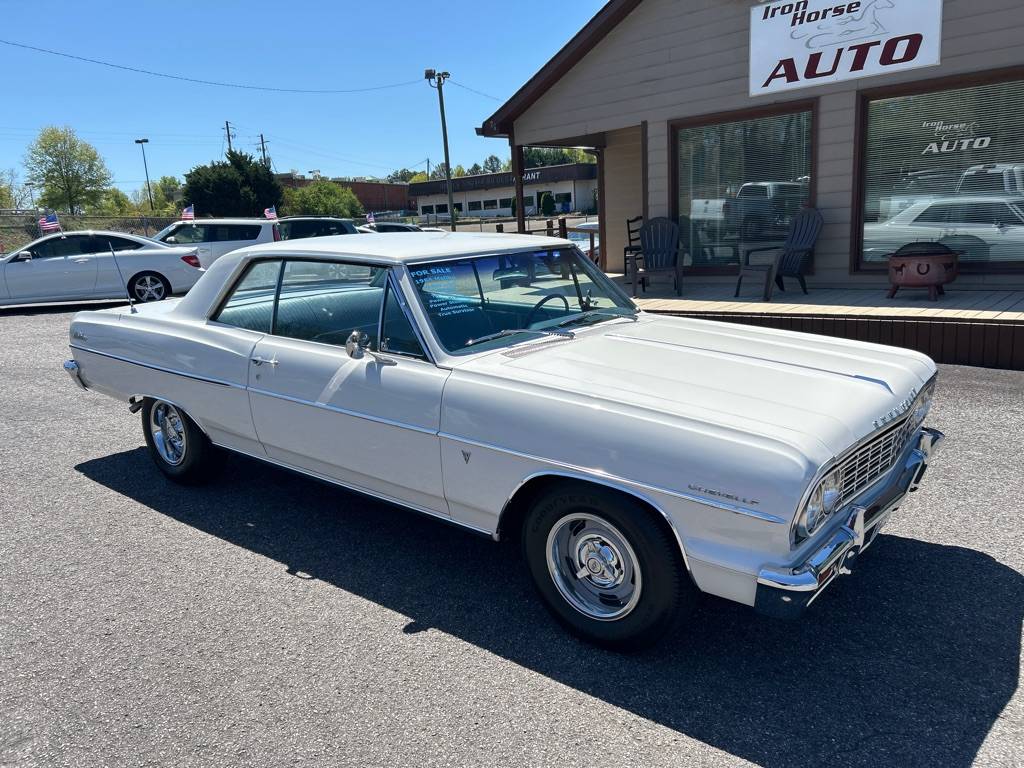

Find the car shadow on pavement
[[0, 301, 125, 317], [76, 448, 1023, 768]]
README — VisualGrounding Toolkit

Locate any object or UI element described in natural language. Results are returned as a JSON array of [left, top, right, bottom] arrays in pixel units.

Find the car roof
[[172, 218, 276, 225], [231, 231, 569, 265], [279, 216, 354, 222]]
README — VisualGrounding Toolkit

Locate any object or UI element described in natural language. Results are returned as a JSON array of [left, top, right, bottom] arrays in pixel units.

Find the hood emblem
[[873, 388, 918, 429]]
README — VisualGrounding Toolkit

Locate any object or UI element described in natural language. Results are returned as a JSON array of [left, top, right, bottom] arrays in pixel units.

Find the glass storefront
[[861, 78, 1024, 268], [675, 108, 812, 270]]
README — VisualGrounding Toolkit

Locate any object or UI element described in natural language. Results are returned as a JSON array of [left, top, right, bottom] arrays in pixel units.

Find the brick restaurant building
[[478, 0, 1024, 289]]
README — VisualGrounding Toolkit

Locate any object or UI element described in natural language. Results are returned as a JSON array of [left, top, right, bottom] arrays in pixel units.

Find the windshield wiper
[[465, 327, 575, 348], [555, 309, 639, 329]]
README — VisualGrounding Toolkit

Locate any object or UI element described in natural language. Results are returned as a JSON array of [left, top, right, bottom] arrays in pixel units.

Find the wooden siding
[[602, 126, 643, 273], [512, 0, 1024, 289]]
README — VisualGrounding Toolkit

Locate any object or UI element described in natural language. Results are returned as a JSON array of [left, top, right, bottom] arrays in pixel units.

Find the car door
[[245, 258, 450, 515], [3, 234, 99, 300], [163, 223, 213, 267], [210, 224, 263, 263], [90, 234, 145, 296]]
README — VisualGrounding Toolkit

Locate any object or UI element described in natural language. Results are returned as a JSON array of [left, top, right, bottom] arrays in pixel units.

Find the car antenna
[[108, 240, 137, 314]]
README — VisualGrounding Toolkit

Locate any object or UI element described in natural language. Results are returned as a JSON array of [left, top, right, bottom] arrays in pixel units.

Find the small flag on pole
[[39, 212, 61, 233], [366, 211, 375, 224], [181, 204, 195, 221], [264, 206, 277, 220]]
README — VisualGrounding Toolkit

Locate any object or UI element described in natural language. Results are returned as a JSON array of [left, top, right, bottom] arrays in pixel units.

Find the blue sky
[[1, 0, 604, 192]]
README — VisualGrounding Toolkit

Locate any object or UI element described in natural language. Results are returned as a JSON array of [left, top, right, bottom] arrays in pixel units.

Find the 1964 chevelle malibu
[[64, 232, 943, 650]]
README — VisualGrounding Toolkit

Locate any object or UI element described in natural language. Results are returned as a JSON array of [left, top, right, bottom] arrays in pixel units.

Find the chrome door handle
[[73, 258, 90, 263], [250, 356, 278, 367]]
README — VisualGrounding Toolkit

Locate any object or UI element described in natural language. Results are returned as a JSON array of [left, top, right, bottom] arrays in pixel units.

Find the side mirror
[[346, 330, 370, 359], [16, 250, 32, 261], [165, 236, 177, 244]]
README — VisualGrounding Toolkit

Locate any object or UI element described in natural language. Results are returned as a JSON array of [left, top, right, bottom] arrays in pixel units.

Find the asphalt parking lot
[[1, 303, 1022, 768]]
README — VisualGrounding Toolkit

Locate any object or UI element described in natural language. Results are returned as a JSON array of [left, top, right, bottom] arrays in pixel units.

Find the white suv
[[155, 219, 279, 267]]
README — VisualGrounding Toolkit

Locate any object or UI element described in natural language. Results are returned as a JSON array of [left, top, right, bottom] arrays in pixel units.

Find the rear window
[[210, 225, 262, 242]]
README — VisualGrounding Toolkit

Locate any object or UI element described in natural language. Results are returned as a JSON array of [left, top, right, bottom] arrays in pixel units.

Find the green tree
[[0, 170, 14, 208], [387, 168, 419, 183], [408, 171, 428, 183], [452, 164, 466, 177], [96, 188, 137, 215], [482, 155, 503, 174], [429, 162, 449, 180], [182, 151, 283, 217], [466, 163, 483, 176], [523, 147, 596, 169], [24, 126, 112, 213], [539, 191, 556, 217], [282, 180, 364, 217]]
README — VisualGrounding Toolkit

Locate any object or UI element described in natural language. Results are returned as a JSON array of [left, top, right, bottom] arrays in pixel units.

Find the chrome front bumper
[[63, 359, 88, 390], [755, 427, 944, 619]]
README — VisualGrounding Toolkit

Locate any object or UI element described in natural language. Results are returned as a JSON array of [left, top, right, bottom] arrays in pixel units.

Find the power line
[[448, 79, 503, 101], [0, 38, 424, 95]]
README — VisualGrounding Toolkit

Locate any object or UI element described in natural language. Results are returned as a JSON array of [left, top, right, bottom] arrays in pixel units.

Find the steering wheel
[[524, 293, 571, 327]]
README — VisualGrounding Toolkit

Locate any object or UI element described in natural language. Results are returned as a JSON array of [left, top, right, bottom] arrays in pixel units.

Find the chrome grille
[[836, 416, 914, 503]]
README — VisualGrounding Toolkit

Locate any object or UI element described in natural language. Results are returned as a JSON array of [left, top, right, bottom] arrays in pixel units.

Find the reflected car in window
[[65, 232, 943, 650], [863, 196, 1024, 264]]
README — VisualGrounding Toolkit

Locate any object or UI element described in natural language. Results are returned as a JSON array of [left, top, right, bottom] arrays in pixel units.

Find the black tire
[[141, 398, 222, 484], [522, 483, 695, 651], [129, 271, 171, 303]]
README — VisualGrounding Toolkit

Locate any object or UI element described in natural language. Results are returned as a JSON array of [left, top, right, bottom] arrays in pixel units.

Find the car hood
[[456, 314, 935, 460]]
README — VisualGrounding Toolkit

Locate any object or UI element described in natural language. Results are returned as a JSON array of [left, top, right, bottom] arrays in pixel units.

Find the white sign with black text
[[749, 0, 943, 96]]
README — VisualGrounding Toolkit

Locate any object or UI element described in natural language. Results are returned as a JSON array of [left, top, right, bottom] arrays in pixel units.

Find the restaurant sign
[[749, 0, 943, 96]]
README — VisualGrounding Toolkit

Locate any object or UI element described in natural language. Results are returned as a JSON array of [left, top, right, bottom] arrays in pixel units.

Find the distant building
[[275, 173, 411, 213], [409, 163, 597, 218]]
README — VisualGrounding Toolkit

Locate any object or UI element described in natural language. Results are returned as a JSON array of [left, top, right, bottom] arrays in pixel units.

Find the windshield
[[408, 247, 635, 354]]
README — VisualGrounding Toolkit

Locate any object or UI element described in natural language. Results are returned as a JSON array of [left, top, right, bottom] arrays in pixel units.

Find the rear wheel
[[141, 399, 221, 484], [522, 483, 695, 651], [129, 272, 170, 302]]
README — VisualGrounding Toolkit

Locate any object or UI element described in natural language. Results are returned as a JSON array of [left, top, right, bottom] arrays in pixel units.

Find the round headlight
[[797, 471, 844, 539]]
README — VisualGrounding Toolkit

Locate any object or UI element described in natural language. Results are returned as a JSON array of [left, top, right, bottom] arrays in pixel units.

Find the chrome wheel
[[132, 275, 166, 302], [546, 513, 642, 621], [150, 401, 187, 466]]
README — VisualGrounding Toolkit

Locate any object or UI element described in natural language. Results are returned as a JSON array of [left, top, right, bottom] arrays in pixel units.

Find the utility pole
[[259, 134, 269, 167], [224, 121, 233, 153], [426, 158, 430, 178], [425, 69, 456, 232], [134, 138, 154, 211]]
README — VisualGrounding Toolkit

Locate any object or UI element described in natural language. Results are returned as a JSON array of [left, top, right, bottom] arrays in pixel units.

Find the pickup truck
[[691, 181, 808, 240]]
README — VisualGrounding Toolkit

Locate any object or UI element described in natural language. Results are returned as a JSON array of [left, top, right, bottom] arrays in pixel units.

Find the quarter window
[[214, 259, 283, 333]]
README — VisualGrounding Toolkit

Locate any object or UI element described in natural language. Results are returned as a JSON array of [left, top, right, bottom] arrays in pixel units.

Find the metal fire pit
[[886, 242, 961, 302]]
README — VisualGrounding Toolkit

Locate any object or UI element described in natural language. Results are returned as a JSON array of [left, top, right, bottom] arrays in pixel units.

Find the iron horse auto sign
[[749, 0, 943, 96]]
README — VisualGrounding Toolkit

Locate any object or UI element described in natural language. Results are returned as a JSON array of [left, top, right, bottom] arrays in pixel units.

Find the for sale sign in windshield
[[749, 0, 943, 96]]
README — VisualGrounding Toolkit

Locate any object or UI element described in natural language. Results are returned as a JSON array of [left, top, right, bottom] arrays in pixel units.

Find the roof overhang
[[477, 0, 644, 139]]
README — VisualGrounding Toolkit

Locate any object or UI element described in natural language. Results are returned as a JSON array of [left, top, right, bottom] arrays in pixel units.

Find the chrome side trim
[[68, 344, 243, 389], [247, 386, 438, 436], [440, 432, 786, 524], [212, 442, 491, 538]]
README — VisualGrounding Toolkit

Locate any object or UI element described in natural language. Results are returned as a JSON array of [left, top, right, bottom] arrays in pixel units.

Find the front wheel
[[522, 483, 695, 651], [141, 399, 221, 484], [129, 272, 171, 302]]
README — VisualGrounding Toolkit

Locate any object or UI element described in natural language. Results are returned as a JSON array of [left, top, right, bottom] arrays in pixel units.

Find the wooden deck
[[611, 279, 1024, 370]]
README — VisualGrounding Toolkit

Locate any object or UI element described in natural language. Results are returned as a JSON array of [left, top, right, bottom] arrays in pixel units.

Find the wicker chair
[[734, 208, 823, 302]]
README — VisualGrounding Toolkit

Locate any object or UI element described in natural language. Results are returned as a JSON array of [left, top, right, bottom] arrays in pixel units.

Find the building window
[[421, 205, 434, 215], [468, 201, 482, 211], [483, 200, 497, 209], [499, 197, 513, 208], [860, 77, 1024, 270], [674, 106, 812, 270], [436, 204, 448, 214], [453, 202, 463, 212], [523, 196, 535, 207]]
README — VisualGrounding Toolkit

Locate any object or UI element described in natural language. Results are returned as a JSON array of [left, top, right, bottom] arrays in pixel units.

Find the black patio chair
[[630, 217, 682, 297], [734, 207, 823, 302], [622, 215, 643, 279]]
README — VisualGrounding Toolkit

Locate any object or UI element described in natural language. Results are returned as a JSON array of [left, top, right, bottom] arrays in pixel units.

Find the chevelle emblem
[[873, 388, 918, 429], [687, 484, 761, 507]]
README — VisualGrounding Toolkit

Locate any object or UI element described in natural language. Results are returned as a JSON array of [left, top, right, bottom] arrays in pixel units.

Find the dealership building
[[478, 0, 1024, 288], [409, 163, 598, 218]]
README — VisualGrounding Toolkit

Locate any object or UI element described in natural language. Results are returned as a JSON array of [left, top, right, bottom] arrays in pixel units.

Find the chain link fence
[[0, 214, 177, 254]]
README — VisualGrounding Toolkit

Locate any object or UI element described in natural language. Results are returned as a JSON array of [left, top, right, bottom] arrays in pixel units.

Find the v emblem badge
[[461, 450, 472, 464]]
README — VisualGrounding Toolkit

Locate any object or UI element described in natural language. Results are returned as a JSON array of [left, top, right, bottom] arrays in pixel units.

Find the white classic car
[[2, 230, 204, 306], [64, 232, 943, 650]]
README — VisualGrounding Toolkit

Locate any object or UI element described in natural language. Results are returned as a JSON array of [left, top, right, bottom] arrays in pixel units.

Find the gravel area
[[1, 304, 1021, 768]]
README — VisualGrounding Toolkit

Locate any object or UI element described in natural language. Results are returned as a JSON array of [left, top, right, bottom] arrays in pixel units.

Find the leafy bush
[[282, 180, 364, 217], [539, 191, 556, 217]]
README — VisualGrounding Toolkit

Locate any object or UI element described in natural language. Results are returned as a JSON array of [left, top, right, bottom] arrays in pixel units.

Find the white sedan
[[1, 230, 203, 306], [64, 232, 943, 649]]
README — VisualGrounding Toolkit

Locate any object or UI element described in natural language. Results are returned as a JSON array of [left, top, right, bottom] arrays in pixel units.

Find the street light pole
[[425, 69, 456, 232], [134, 138, 154, 211]]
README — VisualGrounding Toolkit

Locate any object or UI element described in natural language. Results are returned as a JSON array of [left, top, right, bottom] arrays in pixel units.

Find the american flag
[[366, 211, 375, 224], [181, 204, 195, 221], [264, 206, 277, 219], [39, 212, 60, 232]]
